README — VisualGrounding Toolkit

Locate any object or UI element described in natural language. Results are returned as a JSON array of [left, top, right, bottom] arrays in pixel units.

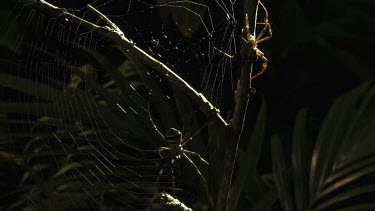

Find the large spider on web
[[224, 1, 272, 88], [147, 105, 209, 195]]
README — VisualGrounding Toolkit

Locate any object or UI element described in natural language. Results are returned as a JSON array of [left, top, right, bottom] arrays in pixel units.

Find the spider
[[148, 106, 209, 195], [225, 1, 272, 84]]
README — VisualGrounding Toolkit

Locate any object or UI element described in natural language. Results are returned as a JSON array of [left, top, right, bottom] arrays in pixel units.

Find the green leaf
[[318, 162, 375, 200], [325, 155, 375, 186], [309, 81, 374, 199], [54, 162, 84, 177], [337, 203, 375, 211], [292, 108, 312, 211], [271, 134, 294, 211], [273, 81, 375, 210], [312, 185, 375, 211]]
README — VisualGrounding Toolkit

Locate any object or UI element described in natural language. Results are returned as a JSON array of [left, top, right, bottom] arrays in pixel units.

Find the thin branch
[[30, 0, 228, 127]]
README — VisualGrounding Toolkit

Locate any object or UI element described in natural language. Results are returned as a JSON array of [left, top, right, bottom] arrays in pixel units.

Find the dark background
[[1, 0, 375, 210]]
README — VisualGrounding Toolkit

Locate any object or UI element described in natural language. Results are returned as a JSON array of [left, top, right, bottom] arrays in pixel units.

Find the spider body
[[225, 2, 272, 85], [241, 2, 272, 81], [147, 108, 209, 195], [240, 38, 265, 65], [164, 128, 183, 159]]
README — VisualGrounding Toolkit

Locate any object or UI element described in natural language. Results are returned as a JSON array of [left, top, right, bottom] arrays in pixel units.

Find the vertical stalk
[[216, 1, 259, 210]]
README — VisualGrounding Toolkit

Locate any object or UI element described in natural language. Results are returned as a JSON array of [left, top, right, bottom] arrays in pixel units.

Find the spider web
[[0, 0, 241, 210]]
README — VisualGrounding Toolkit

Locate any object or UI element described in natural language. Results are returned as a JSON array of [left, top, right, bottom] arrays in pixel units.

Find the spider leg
[[255, 1, 272, 44], [214, 46, 237, 59], [158, 147, 171, 159], [242, 37, 248, 43], [239, 14, 250, 44], [183, 149, 209, 166], [225, 52, 236, 59], [181, 132, 192, 146], [258, 1, 269, 25], [171, 165, 175, 196], [181, 121, 210, 146], [249, 87, 257, 94], [182, 153, 208, 194], [155, 168, 164, 184], [155, 158, 176, 196], [250, 54, 268, 80], [147, 103, 166, 142], [256, 23, 272, 45], [169, 158, 176, 196], [244, 13, 250, 40]]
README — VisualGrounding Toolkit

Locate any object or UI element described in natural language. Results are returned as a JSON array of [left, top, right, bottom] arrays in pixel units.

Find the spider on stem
[[224, 1, 272, 89], [148, 105, 209, 195]]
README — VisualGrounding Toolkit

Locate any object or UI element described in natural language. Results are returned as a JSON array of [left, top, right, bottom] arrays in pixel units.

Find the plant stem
[[216, 1, 260, 210]]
